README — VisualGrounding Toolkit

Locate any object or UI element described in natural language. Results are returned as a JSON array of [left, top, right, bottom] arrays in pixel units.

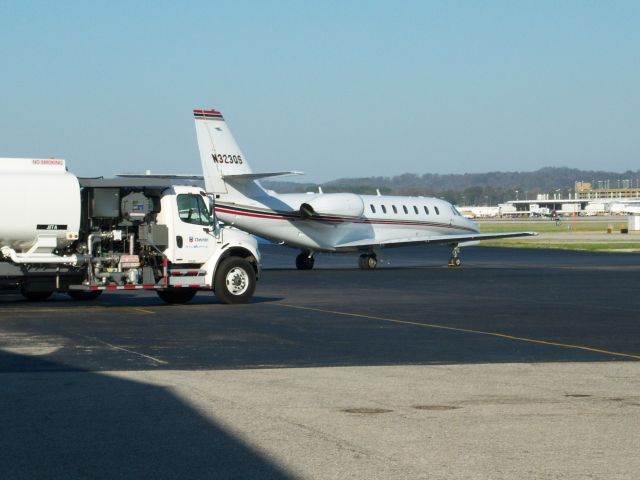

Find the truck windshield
[[177, 194, 211, 226]]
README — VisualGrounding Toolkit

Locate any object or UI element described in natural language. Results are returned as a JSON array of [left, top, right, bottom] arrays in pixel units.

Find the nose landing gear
[[448, 245, 462, 267], [358, 253, 377, 270]]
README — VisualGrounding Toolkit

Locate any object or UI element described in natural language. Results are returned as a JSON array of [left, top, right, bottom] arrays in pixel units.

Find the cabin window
[[434, 206, 440, 215], [370, 204, 376, 214], [413, 206, 418, 214], [392, 205, 397, 214], [403, 205, 408, 214], [423, 206, 429, 215], [381, 205, 387, 214]]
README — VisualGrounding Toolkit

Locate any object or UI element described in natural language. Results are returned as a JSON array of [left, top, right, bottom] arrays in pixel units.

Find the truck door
[[172, 193, 217, 264]]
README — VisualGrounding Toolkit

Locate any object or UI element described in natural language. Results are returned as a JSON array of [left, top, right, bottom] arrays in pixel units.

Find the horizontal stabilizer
[[117, 173, 204, 180], [223, 171, 304, 181], [334, 231, 537, 250]]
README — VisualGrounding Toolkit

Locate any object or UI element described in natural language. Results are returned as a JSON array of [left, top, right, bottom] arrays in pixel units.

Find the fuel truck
[[0, 158, 260, 304]]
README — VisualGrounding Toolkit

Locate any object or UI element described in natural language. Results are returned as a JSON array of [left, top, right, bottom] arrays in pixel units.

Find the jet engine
[[300, 193, 365, 219]]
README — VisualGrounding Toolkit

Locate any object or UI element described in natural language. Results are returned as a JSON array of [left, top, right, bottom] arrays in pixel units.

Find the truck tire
[[157, 288, 197, 304], [68, 290, 103, 301], [214, 257, 256, 304], [20, 287, 53, 302]]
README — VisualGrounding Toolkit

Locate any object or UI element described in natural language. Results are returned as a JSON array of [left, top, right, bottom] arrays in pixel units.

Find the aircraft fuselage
[[215, 192, 480, 252]]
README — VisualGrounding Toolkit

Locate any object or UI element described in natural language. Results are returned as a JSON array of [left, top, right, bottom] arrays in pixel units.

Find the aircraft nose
[[466, 217, 480, 233]]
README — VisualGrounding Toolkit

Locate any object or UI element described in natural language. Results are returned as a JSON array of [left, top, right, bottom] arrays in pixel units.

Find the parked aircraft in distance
[[190, 108, 538, 270]]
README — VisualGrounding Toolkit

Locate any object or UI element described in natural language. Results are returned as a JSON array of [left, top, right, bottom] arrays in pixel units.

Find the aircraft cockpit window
[[382, 205, 387, 214], [434, 206, 440, 215], [392, 205, 397, 214], [413, 206, 418, 214], [451, 206, 461, 216], [370, 204, 376, 214], [424, 206, 429, 215], [403, 205, 408, 214]]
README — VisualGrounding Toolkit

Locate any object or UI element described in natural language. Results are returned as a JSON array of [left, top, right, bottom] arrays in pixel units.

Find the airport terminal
[[459, 180, 640, 219]]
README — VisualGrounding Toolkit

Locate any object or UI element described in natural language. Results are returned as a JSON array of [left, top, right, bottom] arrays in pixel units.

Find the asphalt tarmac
[[1, 245, 639, 371], [1, 245, 639, 479]]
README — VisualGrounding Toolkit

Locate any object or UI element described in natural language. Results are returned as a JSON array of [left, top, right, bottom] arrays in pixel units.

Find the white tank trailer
[[0, 158, 261, 304], [0, 158, 80, 252]]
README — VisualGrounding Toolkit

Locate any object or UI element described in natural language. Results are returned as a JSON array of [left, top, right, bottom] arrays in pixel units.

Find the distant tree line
[[263, 167, 640, 205]]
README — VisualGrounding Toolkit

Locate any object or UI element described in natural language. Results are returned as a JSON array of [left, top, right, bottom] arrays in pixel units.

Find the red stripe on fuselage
[[215, 205, 473, 232], [215, 207, 291, 220]]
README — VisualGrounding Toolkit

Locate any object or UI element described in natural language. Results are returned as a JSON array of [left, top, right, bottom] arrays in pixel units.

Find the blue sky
[[0, 1, 638, 183]]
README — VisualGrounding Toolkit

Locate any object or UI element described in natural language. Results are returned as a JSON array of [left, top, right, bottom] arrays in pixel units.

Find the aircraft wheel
[[214, 257, 256, 304], [157, 288, 198, 304], [20, 286, 53, 302], [358, 254, 377, 270], [68, 290, 103, 301], [296, 252, 315, 270], [448, 257, 462, 267]]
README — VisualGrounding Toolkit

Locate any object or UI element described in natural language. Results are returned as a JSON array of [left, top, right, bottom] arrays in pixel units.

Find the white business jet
[[188, 108, 536, 270]]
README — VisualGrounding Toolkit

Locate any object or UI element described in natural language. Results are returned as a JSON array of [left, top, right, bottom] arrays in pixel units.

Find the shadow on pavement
[[0, 350, 293, 480]]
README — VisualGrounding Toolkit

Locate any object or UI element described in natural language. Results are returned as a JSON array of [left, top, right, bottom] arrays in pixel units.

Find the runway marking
[[277, 304, 640, 361], [78, 335, 168, 365], [131, 307, 155, 314]]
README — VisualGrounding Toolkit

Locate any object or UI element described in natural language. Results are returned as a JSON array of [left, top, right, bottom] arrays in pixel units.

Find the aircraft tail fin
[[194, 109, 303, 197], [193, 109, 253, 193]]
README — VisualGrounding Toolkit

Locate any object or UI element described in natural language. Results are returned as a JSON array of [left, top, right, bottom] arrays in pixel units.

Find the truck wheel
[[68, 290, 103, 301], [156, 289, 197, 304], [214, 257, 256, 304], [20, 287, 53, 302]]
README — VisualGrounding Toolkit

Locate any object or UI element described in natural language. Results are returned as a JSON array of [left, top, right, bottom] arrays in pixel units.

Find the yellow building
[[574, 181, 640, 200]]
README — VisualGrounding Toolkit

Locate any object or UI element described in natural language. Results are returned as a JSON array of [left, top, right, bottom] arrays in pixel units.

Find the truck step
[[68, 284, 202, 291], [169, 269, 207, 277]]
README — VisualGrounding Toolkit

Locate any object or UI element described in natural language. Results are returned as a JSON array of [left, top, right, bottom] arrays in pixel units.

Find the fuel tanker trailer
[[0, 158, 260, 304]]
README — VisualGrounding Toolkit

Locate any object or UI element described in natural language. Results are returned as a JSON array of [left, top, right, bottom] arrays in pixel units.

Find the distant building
[[574, 180, 640, 200], [500, 180, 640, 216], [508, 198, 585, 216], [455, 204, 517, 218]]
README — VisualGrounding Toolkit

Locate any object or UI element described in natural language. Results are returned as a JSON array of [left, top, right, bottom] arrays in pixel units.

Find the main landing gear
[[296, 250, 315, 270], [358, 253, 377, 270], [448, 245, 462, 267]]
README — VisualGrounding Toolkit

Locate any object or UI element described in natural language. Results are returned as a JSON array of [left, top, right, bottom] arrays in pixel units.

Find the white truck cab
[[152, 184, 261, 303]]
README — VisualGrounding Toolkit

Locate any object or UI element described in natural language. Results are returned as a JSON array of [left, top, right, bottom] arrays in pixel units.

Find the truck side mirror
[[203, 221, 221, 237]]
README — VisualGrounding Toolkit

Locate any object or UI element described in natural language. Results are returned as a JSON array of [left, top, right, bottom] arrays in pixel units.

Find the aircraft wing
[[334, 231, 537, 250]]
